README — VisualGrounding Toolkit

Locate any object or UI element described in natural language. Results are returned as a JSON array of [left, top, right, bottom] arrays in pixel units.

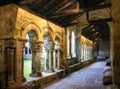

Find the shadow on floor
[[44, 61, 107, 89]]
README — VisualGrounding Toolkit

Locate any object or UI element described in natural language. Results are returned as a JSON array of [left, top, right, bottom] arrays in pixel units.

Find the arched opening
[[24, 30, 38, 78], [41, 32, 53, 73], [71, 31, 76, 57]]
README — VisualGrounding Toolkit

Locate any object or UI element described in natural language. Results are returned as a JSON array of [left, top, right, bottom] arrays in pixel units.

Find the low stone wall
[[18, 70, 65, 89], [9, 59, 95, 89], [107, 85, 119, 89], [68, 57, 78, 66]]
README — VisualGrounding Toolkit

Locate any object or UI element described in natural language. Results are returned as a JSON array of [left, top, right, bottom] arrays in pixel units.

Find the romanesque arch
[[22, 22, 41, 40], [21, 22, 43, 77], [41, 28, 55, 72]]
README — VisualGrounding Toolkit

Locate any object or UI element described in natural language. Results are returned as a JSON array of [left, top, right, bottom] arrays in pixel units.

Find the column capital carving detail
[[30, 41, 43, 51], [4, 38, 17, 48]]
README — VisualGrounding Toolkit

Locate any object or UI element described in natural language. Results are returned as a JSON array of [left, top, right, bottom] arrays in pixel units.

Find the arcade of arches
[[0, 1, 120, 89]]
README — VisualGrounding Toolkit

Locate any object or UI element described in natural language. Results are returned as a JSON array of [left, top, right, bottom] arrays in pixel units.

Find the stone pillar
[[30, 41, 43, 77], [48, 48, 54, 72], [53, 49, 56, 69], [76, 37, 81, 63], [45, 42, 54, 72], [36, 41, 43, 76], [48, 50, 52, 71], [112, 0, 120, 86], [59, 44, 64, 68], [57, 49, 60, 69], [32, 52, 36, 74], [18, 39, 27, 82], [45, 50, 49, 71], [4, 38, 17, 88], [30, 41, 37, 76]]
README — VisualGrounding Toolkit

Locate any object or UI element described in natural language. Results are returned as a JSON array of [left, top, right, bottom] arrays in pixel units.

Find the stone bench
[[103, 66, 112, 85], [106, 59, 111, 66], [103, 70, 112, 85], [103, 66, 111, 74], [103, 58, 113, 85]]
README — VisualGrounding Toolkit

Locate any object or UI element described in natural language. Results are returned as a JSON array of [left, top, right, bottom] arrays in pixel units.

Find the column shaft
[[57, 50, 60, 69], [6, 48, 15, 86]]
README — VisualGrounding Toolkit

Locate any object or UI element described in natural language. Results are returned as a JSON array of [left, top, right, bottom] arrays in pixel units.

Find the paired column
[[30, 41, 43, 77], [44, 42, 62, 72], [48, 49, 54, 72], [36, 41, 43, 76], [45, 43, 58, 72], [47, 44, 54, 72], [57, 49, 60, 69], [53, 49, 60, 70]]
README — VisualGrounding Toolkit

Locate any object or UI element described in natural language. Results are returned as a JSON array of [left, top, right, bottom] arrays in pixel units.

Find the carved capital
[[30, 41, 43, 51], [30, 41, 37, 51], [4, 38, 17, 48], [36, 41, 43, 51]]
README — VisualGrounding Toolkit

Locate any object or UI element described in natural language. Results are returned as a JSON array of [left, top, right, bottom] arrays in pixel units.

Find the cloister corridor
[[43, 61, 106, 89], [1, 1, 120, 89]]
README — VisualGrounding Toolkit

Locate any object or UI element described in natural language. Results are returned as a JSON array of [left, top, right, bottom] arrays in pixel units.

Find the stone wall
[[97, 41, 110, 59], [0, 4, 18, 89], [112, 0, 120, 86], [0, 4, 17, 38]]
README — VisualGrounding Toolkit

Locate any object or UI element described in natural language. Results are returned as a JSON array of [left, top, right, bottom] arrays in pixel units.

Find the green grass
[[24, 59, 31, 77]]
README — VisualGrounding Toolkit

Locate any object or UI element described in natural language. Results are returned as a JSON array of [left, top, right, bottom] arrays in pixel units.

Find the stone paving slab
[[44, 62, 107, 89]]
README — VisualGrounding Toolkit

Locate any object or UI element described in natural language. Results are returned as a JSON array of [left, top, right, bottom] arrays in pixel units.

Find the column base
[[54, 67, 60, 70], [107, 85, 119, 89], [7, 80, 16, 89], [22, 77, 26, 82], [45, 69, 54, 73], [30, 72, 42, 77]]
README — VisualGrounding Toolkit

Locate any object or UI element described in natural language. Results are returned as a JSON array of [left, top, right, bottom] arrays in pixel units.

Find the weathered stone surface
[[44, 62, 107, 89], [112, 0, 120, 85], [0, 4, 17, 38], [107, 85, 119, 89]]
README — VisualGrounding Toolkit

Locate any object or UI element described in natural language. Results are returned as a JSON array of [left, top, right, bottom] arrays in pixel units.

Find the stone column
[[57, 49, 60, 69], [45, 50, 49, 71], [32, 52, 36, 74], [48, 50, 51, 71], [59, 44, 64, 69], [46, 43, 55, 72], [4, 38, 17, 88], [112, 0, 120, 86], [36, 41, 43, 76], [48, 48, 54, 72], [76, 37, 81, 63], [19, 39, 27, 82], [53, 49, 56, 69], [30, 41, 37, 76], [30, 41, 43, 77]]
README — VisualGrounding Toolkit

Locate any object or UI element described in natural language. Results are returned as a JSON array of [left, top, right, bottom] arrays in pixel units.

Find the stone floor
[[44, 61, 107, 89]]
